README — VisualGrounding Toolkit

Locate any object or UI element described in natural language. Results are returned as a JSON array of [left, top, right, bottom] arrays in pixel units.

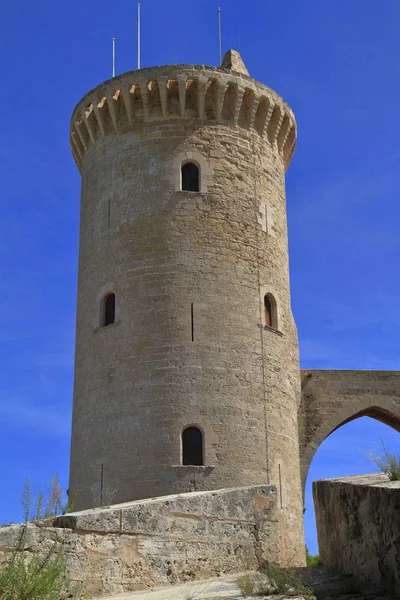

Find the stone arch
[[299, 370, 400, 496]]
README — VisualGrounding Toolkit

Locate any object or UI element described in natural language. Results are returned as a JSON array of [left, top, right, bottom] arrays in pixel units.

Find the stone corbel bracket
[[70, 64, 297, 174]]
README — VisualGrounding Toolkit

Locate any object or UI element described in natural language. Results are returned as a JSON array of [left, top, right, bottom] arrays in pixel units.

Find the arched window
[[103, 293, 115, 327], [264, 294, 277, 329], [181, 162, 200, 192], [182, 426, 203, 466]]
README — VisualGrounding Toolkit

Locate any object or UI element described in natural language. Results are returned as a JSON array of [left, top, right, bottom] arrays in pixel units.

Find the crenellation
[[92, 101, 106, 137], [282, 121, 295, 163], [249, 92, 261, 130], [277, 114, 291, 153], [215, 80, 227, 121], [76, 120, 89, 152], [83, 111, 96, 144], [139, 83, 149, 121], [120, 85, 133, 124], [267, 104, 283, 146], [70, 65, 296, 172], [177, 77, 187, 119]]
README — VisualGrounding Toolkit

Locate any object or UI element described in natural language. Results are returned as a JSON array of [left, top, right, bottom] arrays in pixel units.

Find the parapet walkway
[[97, 567, 390, 600]]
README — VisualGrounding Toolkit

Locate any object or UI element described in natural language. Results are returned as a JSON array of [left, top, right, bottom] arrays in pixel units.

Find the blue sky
[[1, 0, 400, 552]]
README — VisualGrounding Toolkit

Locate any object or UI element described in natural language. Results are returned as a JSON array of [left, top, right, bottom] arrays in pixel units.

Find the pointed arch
[[299, 370, 400, 495]]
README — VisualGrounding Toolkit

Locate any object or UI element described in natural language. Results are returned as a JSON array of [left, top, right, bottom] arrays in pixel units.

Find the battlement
[[70, 56, 296, 172]]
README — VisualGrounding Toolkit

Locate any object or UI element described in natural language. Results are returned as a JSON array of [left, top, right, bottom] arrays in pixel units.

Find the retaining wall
[[0, 485, 279, 597], [314, 473, 400, 597]]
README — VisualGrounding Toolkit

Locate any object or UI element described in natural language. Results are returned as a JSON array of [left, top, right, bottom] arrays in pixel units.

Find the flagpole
[[218, 6, 222, 65], [112, 37, 116, 77], [137, 3, 141, 69]]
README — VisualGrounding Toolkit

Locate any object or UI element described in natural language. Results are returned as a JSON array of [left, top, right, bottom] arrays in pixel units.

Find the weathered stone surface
[[313, 473, 400, 597], [96, 566, 390, 599], [0, 486, 280, 598], [220, 49, 250, 75]]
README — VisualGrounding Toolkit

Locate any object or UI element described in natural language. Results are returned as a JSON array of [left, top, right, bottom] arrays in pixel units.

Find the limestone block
[[314, 473, 400, 597]]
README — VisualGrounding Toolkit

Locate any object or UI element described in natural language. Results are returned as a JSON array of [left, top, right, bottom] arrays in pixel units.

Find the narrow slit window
[[104, 293, 115, 327], [182, 162, 200, 192], [264, 294, 277, 329], [182, 426, 203, 466]]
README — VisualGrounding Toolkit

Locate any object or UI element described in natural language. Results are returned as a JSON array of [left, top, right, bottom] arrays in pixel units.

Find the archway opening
[[304, 415, 400, 557]]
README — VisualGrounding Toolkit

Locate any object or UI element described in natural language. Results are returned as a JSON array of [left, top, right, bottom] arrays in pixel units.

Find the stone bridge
[[299, 370, 400, 493]]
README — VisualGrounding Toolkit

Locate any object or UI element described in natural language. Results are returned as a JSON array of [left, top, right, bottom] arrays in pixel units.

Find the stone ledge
[[316, 472, 399, 488], [0, 486, 281, 598]]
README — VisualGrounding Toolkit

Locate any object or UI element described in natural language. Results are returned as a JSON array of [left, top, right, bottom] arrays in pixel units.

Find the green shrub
[[0, 548, 66, 600], [0, 475, 70, 599], [369, 440, 400, 481], [237, 566, 312, 597], [306, 546, 321, 567], [21, 475, 75, 525], [236, 573, 257, 595]]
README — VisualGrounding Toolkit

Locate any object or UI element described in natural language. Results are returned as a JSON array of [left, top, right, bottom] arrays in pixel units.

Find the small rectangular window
[[182, 163, 200, 192]]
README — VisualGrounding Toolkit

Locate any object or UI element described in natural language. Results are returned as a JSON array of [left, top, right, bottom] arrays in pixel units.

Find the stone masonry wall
[[0, 485, 280, 598], [313, 474, 400, 598]]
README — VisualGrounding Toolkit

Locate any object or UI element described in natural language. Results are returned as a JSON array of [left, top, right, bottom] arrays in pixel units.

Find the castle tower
[[69, 50, 304, 563]]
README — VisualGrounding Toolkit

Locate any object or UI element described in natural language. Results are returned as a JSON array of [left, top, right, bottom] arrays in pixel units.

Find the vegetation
[[237, 565, 312, 597], [306, 546, 321, 567], [0, 550, 66, 600], [0, 475, 72, 600], [369, 439, 400, 481]]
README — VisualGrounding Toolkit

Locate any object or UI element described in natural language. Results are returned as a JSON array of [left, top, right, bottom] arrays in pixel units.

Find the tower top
[[70, 60, 296, 173], [220, 49, 249, 76]]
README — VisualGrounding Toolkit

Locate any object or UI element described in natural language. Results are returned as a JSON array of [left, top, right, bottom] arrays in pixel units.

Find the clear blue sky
[[1, 0, 400, 553]]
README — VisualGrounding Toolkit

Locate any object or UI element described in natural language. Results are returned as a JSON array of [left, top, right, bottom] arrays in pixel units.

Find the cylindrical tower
[[69, 50, 304, 563]]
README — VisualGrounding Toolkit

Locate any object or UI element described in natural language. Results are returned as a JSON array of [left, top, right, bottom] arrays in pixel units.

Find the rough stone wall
[[299, 370, 400, 494], [0, 486, 280, 598], [69, 58, 305, 563], [313, 474, 400, 597]]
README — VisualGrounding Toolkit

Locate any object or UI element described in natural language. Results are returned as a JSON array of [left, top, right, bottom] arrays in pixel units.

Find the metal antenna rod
[[218, 6, 222, 66], [137, 3, 141, 69], [112, 37, 116, 77]]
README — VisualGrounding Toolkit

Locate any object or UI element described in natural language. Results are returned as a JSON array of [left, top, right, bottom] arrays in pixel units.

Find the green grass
[[0, 475, 71, 599], [306, 546, 321, 567], [369, 439, 400, 481], [0, 548, 66, 600], [237, 566, 313, 597]]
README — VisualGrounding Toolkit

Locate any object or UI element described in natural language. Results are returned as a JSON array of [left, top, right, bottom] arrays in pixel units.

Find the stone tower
[[69, 50, 304, 563]]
